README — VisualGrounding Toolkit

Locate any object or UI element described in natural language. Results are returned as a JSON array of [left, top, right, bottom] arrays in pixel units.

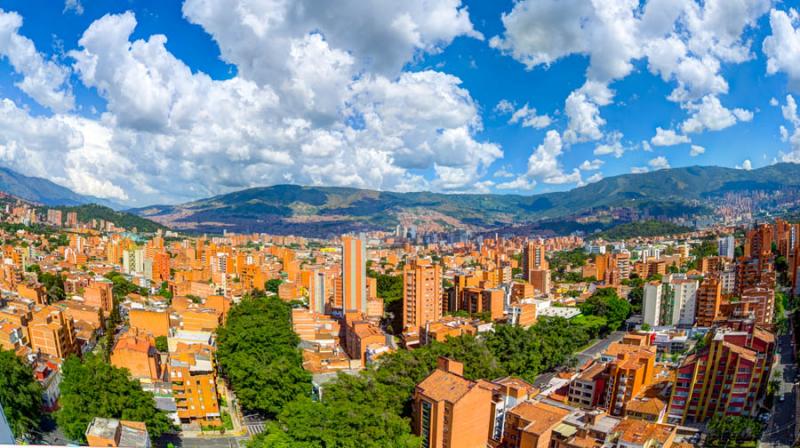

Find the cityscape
[[0, 1, 800, 448]]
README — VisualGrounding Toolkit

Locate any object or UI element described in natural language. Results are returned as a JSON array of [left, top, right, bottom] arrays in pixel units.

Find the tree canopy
[[216, 296, 311, 417], [578, 288, 632, 333], [0, 349, 42, 439], [56, 354, 173, 443]]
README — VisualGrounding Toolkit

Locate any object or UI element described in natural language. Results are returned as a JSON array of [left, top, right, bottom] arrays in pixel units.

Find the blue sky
[[0, 0, 799, 205]]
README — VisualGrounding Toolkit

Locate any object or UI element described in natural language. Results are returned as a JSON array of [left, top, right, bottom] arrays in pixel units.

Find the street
[[760, 313, 797, 447], [533, 331, 625, 388]]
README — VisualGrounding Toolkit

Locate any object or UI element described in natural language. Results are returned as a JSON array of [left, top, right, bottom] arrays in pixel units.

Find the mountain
[[131, 163, 800, 237], [53, 204, 167, 233], [0, 166, 123, 208]]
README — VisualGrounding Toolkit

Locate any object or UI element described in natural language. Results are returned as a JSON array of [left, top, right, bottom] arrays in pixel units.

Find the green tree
[[706, 416, 763, 446], [56, 354, 173, 443], [579, 288, 632, 333], [0, 349, 43, 439], [265, 279, 283, 295], [216, 296, 311, 417], [155, 336, 168, 353]]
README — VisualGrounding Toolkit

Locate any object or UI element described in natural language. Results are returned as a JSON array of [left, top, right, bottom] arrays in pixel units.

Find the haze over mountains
[[4, 163, 800, 237]]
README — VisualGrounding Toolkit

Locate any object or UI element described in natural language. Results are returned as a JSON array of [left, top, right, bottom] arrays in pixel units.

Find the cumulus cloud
[[651, 127, 690, 146], [737, 159, 753, 170], [764, 8, 800, 90], [0, 10, 74, 112], [631, 166, 649, 174], [775, 94, 800, 162], [507, 103, 551, 129], [499, 130, 582, 190], [648, 156, 670, 170], [580, 159, 604, 171], [681, 95, 753, 134], [63, 0, 84, 15], [491, 0, 767, 145], [690, 144, 706, 156], [0, 3, 505, 204]]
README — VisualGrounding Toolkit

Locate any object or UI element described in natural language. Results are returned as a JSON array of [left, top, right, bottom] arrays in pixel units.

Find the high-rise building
[[46, 209, 62, 227], [744, 223, 773, 259], [718, 235, 735, 259], [695, 277, 722, 327], [602, 341, 657, 416], [642, 281, 663, 327], [667, 326, 775, 424], [522, 241, 547, 281], [403, 258, 443, 331], [342, 235, 367, 314], [309, 270, 327, 314], [412, 357, 494, 448], [29, 306, 77, 360], [65, 211, 78, 227], [669, 277, 699, 326]]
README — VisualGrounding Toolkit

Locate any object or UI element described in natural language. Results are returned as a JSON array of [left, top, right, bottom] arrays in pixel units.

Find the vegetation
[[250, 313, 596, 447], [706, 416, 764, 447], [155, 336, 168, 353], [216, 296, 311, 417], [595, 220, 691, 240], [56, 354, 174, 443], [578, 288, 632, 334], [549, 248, 591, 282], [265, 279, 283, 295], [0, 349, 43, 439]]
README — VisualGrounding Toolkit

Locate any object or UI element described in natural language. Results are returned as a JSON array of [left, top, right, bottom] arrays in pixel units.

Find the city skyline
[[0, 0, 798, 205]]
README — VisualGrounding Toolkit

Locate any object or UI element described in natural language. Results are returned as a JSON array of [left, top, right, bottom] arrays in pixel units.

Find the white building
[[669, 277, 699, 326], [718, 235, 735, 259], [643, 282, 663, 327]]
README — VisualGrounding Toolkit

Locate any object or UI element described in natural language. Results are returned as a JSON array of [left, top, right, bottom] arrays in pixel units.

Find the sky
[[1, 0, 800, 206]]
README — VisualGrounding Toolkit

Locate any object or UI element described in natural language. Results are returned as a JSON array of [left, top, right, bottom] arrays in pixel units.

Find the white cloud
[[648, 156, 670, 170], [496, 176, 536, 191], [651, 127, 690, 146], [737, 159, 753, 170], [641, 140, 652, 152], [770, 97, 779, 106], [585, 172, 604, 184], [774, 94, 800, 162], [508, 103, 551, 129], [500, 130, 582, 190], [0, 10, 74, 112], [0, 5, 500, 204], [631, 166, 649, 174], [763, 8, 800, 90], [681, 95, 753, 134], [580, 159, 604, 171], [593, 131, 625, 158], [494, 99, 515, 114], [492, 0, 769, 145], [63, 0, 84, 15], [690, 144, 705, 156]]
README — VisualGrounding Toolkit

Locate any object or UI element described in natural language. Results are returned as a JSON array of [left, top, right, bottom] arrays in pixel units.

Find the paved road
[[533, 331, 625, 388], [760, 313, 797, 448]]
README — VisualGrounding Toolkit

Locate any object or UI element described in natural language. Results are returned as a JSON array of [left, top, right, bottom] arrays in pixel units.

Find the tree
[[0, 349, 42, 439], [56, 354, 174, 443], [579, 288, 632, 333], [155, 336, 168, 353], [216, 296, 311, 417], [706, 416, 763, 446], [265, 279, 283, 295]]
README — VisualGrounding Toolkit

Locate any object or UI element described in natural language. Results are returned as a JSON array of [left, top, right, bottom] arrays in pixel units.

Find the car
[[779, 394, 786, 402]]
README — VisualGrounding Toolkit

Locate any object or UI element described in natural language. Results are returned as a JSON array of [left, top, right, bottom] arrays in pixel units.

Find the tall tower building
[[522, 241, 548, 281], [403, 259, 443, 331], [718, 235, 735, 259], [342, 235, 367, 314], [695, 277, 722, 327]]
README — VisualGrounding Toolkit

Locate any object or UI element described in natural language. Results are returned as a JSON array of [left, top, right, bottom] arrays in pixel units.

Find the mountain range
[[3, 163, 800, 237], [0, 167, 122, 208], [129, 163, 800, 237]]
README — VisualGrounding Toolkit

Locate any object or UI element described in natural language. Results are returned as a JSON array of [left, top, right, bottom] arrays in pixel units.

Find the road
[[760, 313, 797, 448], [533, 331, 625, 388]]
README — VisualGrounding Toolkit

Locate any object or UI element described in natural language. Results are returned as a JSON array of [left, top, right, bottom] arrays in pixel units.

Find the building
[[718, 235, 735, 259], [611, 418, 676, 448], [568, 362, 607, 408], [502, 401, 570, 448], [642, 281, 662, 327], [462, 288, 504, 320], [85, 418, 150, 448], [669, 277, 699, 327], [129, 309, 170, 337], [110, 331, 162, 383], [169, 346, 221, 426], [341, 235, 367, 314], [522, 241, 548, 281], [602, 341, 657, 416], [667, 326, 775, 424], [412, 357, 494, 448], [29, 305, 77, 360], [403, 258, 443, 331], [695, 277, 721, 327]]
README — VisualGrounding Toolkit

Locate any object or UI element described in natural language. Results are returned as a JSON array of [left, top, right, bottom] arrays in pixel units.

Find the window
[[420, 401, 432, 448]]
